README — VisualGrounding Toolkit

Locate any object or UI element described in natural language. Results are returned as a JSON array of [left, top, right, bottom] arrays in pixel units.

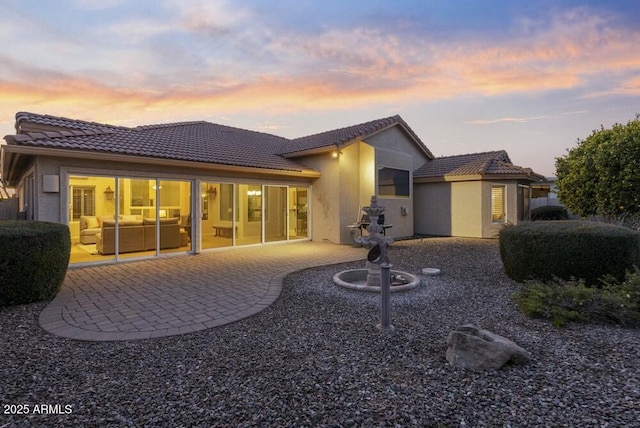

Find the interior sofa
[[95, 216, 181, 255], [143, 218, 181, 251], [79, 215, 102, 244]]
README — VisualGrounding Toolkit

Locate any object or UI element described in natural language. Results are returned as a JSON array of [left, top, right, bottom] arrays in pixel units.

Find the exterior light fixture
[[104, 186, 114, 200], [207, 185, 217, 198], [332, 150, 343, 158]]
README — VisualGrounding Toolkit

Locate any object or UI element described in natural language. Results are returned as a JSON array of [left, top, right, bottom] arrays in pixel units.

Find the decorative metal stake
[[377, 261, 395, 332]]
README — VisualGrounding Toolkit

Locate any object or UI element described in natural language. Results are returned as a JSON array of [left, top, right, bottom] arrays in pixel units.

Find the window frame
[[377, 167, 410, 198], [491, 185, 506, 223], [71, 185, 96, 221]]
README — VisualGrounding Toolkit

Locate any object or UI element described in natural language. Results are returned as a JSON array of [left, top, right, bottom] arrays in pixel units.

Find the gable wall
[[363, 126, 430, 169], [364, 126, 431, 239]]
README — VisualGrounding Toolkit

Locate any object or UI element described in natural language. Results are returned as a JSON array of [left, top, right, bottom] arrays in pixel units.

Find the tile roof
[[6, 112, 436, 173], [280, 115, 434, 158], [15, 111, 126, 132], [414, 150, 541, 180], [7, 113, 308, 173]]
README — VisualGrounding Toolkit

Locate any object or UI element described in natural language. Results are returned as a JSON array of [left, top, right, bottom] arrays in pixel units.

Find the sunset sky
[[1, 0, 639, 177]]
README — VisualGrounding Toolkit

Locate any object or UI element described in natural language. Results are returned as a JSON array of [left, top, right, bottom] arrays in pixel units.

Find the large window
[[71, 186, 95, 220], [68, 175, 192, 264], [378, 167, 410, 197], [491, 186, 506, 223]]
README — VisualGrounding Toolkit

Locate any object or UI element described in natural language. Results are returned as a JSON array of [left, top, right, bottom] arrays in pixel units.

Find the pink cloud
[[1, 5, 639, 126]]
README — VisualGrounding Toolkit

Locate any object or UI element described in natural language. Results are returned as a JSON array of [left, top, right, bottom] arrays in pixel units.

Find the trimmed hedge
[[531, 205, 569, 221], [499, 221, 640, 286], [0, 221, 70, 306]]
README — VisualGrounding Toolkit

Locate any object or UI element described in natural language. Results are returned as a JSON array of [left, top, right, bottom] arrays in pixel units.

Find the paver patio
[[39, 241, 366, 341]]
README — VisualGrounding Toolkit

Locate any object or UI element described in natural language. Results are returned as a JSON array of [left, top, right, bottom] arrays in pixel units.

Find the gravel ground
[[1, 237, 638, 427]]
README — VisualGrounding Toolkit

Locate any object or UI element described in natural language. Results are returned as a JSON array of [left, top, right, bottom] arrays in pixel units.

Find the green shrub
[[531, 205, 569, 221], [0, 220, 70, 306], [513, 273, 640, 327], [499, 220, 640, 286]]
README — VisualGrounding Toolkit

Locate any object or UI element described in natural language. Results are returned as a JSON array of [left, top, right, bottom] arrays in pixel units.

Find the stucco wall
[[36, 157, 63, 223], [413, 182, 452, 236], [414, 181, 484, 238], [365, 127, 431, 240], [358, 142, 376, 213], [416, 180, 530, 238], [297, 151, 344, 244], [364, 126, 430, 170], [374, 147, 415, 239], [481, 180, 519, 238], [451, 181, 483, 237], [339, 143, 365, 243]]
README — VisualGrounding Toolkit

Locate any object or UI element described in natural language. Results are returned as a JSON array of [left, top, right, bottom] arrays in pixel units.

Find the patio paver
[[39, 241, 365, 341]]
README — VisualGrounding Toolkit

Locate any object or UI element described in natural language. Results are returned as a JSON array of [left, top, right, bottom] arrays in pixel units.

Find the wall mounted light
[[207, 185, 217, 198], [104, 186, 114, 200], [331, 150, 343, 158]]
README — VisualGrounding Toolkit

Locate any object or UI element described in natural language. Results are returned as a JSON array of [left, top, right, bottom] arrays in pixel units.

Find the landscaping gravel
[[1, 238, 638, 427]]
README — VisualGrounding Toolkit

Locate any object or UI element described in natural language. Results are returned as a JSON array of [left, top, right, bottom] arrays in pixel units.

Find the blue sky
[[1, 0, 639, 176]]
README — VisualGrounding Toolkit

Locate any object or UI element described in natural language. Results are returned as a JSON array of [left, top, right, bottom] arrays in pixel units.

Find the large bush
[[0, 221, 70, 306], [555, 115, 640, 217], [499, 221, 640, 286]]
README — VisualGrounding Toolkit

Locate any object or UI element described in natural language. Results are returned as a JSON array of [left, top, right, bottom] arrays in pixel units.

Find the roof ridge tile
[[280, 114, 433, 158], [15, 111, 128, 131]]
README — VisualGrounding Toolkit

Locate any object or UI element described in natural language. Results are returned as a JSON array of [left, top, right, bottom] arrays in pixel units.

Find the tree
[[555, 115, 640, 217]]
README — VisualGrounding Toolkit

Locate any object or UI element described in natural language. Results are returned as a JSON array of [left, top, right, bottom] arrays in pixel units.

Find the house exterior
[[413, 151, 544, 238], [1, 112, 543, 265]]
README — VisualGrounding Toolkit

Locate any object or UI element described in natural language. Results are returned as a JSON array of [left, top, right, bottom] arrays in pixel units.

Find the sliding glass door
[[201, 182, 234, 250], [68, 175, 308, 264], [265, 186, 287, 243], [289, 187, 308, 240], [68, 175, 193, 264]]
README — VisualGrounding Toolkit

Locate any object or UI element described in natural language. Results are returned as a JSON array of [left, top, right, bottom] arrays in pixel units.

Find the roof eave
[[281, 144, 341, 158], [1, 145, 321, 179], [414, 172, 545, 183]]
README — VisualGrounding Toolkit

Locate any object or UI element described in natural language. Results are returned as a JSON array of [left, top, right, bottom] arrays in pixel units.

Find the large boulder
[[446, 325, 531, 372]]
